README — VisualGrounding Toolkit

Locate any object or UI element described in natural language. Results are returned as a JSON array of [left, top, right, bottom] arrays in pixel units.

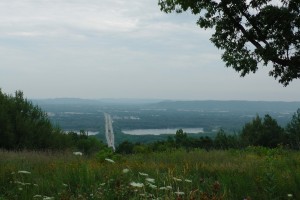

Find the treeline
[[116, 111, 300, 154], [0, 90, 104, 153]]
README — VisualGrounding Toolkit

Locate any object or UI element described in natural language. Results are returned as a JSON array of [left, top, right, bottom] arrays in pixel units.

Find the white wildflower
[[18, 187, 23, 191], [175, 191, 185, 195], [173, 177, 182, 182], [15, 181, 31, 186], [166, 185, 172, 190], [62, 183, 68, 187], [139, 172, 149, 176], [122, 168, 130, 173], [148, 183, 157, 189], [105, 158, 115, 163], [18, 170, 31, 174], [287, 194, 293, 198], [43, 196, 54, 200], [175, 187, 184, 196], [130, 182, 144, 188], [146, 178, 155, 183], [184, 179, 192, 183], [73, 151, 83, 156], [33, 194, 42, 198]]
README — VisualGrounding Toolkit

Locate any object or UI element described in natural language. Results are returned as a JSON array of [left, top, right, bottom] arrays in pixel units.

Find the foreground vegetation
[[0, 147, 299, 200]]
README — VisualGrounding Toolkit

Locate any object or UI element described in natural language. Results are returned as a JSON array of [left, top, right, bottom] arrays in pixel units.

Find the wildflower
[[175, 187, 184, 196], [148, 183, 157, 189], [18, 187, 23, 191], [175, 191, 185, 195], [139, 172, 149, 176], [62, 183, 68, 187], [287, 194, 293, 198], [122, 168, 130, 173], [43, 196, 54, 200], [160, 185, 172, 190], [18, 170, 31, 174], [130, 182, 144, 188], [184, 179, 192, 183], [105, 158, 115, 163], [146, 178, 155, 183], [33, 195, 42, 198], [73, 151, 83, 156], [173, 177, 182, 182], [166, 186, 172, 190], [15, 181, 31, 186]]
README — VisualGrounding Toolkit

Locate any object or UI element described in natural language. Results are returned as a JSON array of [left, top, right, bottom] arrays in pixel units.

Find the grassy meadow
[[0, 147, 299, 200]]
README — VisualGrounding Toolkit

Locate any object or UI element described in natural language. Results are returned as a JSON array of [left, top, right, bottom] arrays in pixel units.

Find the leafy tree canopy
[[159, 0, 300, 85], [0, 89, 104, 153], [286, 108, 300, 149], [241, 114, 285, 148]]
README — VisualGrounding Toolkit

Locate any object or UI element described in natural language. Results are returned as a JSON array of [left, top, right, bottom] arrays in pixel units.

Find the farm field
[[1, 147, 299, 200]]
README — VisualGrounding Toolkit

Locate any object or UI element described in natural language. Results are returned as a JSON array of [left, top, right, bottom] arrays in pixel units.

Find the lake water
[[122, 128, 204, 135]]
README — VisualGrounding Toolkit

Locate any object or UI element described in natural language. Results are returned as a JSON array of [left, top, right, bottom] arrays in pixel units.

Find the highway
[[104, 113, 115, 151]]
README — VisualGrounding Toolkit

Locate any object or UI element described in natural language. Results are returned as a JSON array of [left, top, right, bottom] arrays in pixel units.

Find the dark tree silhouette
[[159, 0, 300, 85]]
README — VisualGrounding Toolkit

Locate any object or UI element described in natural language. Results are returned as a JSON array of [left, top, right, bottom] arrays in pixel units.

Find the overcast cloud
[[0, 0, 299, 101]]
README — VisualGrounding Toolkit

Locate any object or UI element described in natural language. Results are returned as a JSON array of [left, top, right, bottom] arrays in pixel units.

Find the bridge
[[104, 113, 115, 151]]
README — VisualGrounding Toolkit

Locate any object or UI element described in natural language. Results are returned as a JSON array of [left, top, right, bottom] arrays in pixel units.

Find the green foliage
[[116, 141, 135, 154], [0, 89, 104, 153], [174, 129, 189, 148], [159, 0, 300, 85], [214, 129, 240, 149], [241, 114, 286, 148], [95, 147, 117, 162], [0, 90, 59, 150], [286, 109, 300, 149]]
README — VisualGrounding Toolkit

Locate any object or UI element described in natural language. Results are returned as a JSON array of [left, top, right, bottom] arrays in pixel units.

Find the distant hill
[[147, 100, 300, 113], [32, 98, 300, 113], [31, 98, 162, 105]]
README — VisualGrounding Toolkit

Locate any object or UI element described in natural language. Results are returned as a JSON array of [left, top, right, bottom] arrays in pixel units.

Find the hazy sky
[[0, 0, 299, 101]]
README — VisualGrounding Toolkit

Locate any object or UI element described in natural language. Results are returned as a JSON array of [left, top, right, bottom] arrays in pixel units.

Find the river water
[[122, 128, 204, 135]]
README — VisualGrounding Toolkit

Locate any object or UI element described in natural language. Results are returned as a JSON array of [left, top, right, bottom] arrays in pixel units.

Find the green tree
[[116, 141, 135, 154], [175, 129, 190, 149], [214, 129, 239, 149], [286, 109, 300, 149], [241, 115, 285, 148], [159, 0, 300, 85], [240, 115, 263, 146]]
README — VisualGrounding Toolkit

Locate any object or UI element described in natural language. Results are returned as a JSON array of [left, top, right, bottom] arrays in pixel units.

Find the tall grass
[[0, 147, 299, 199]]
